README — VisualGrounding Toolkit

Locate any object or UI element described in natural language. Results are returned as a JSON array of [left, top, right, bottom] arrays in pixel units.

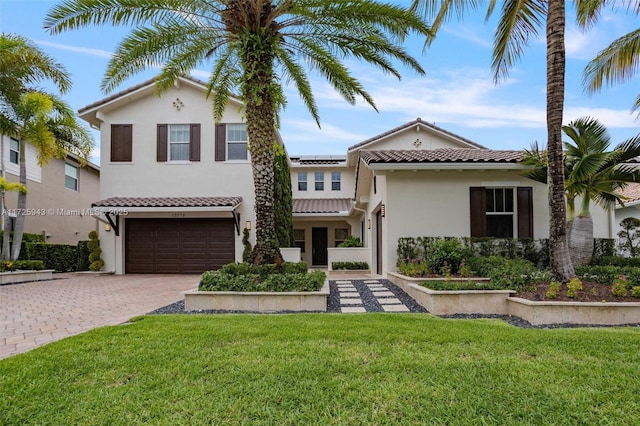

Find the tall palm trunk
[[11, 139, 27, 261], [546, 0, 575, 281], [242, 31, 279, 265]]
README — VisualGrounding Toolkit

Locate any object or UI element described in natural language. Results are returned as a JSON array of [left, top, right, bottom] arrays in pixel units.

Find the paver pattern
[[333, 279, 415, 313], [0, 273, 198, 359]]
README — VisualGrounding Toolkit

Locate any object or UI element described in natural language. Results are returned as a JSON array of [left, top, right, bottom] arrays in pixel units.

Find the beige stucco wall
[[291, 165, 354, 199], [92, 82, 255, 273]]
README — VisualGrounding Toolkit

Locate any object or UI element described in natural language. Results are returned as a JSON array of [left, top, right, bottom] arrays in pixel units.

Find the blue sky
[[1, 0, 639, 163]]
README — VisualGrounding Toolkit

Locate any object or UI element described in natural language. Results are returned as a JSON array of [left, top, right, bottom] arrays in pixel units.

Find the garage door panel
[[125, 218, 235, 274]]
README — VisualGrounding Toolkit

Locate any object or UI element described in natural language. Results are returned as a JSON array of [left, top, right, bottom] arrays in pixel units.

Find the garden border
[[0, 270, 54, 285]]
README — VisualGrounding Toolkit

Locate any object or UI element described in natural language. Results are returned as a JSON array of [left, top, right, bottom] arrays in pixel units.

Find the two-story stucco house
[[79, 76, 260, 274], [80, 76, 616, 276], [0, 135, 100, 245]]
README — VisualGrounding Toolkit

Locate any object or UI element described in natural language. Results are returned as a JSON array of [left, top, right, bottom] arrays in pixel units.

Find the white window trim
[[167, 124, 191, 163], [9, 138, 19, 165], [298, 172, 308, 191], [331, 171, 341, 191], [485, 187, 516, 237], [65, 163, 79, 191], [315, 171, 325, 191], [226, 123, 249, 162]]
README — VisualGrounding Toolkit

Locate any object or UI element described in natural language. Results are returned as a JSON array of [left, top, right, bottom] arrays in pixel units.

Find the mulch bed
[[516, 281, 640, 303]]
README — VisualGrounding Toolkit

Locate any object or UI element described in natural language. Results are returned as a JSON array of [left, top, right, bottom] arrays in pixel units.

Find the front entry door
[[376, 211, 383, 274], [312, 227, 328, 266]]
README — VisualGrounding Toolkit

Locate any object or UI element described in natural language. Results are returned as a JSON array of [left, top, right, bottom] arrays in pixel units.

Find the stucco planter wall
[[327, 248, 369, 271], [508, 297, 640, 326], [0, 270, 54, 285], [279, 247, 302, 263], [387, 272, 513, 315], [184, 280, 330, 312]]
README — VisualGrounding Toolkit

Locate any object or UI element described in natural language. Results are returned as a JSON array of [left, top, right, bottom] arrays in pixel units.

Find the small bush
[[0, 260, 45, 271], [332, 261, 369, 270], [631, 286, 640, 298], [546, 281, 561, 299], [338, 237, 363, 248], [488, 258, 540, 291], [88, 231, 103, 272], [567, 278, 583, 298], [427, 238, 468, 275], [590, 257, 640, 268], [612, 276, 629, 297], [466, 256, 506, 277], [398, 260, 430, 277]]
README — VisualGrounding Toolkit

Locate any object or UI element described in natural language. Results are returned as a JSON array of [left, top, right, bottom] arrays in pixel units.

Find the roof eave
[[366, 162, 531, 171]]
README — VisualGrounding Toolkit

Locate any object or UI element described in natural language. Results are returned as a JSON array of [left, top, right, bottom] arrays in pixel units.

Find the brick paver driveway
[[0, 273, 198, 359]]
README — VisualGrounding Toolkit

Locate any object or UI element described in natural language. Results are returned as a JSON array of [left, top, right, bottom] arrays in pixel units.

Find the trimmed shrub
[[199, 268, 325, 292], [338, 237, 363, 248], [87, 231, 104, 272], [425, 238, 469, 275], [487, 258, 542, 291], [332, 261, 369, 270], [419, 281, 503, 291], [466, 256, 506, 277], [76, 240, 91, 271], [0, 260, 45, 271], [398, 260, 429, 277], [593, 238, 616, 258], [590, 257, 640, 268]]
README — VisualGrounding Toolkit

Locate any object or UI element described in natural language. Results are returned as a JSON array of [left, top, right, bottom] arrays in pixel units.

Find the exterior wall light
[[245, 221, 252, 230], [105, 224, 111, 232]]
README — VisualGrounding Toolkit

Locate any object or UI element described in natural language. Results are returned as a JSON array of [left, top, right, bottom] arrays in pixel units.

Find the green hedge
[[332, 261, 369, 270], [17, 241, 91, 272], [199, 264, 325, 292], [0, 260, 45, 272], [590, 256, 640, 268], [576, 265, 640, 286]]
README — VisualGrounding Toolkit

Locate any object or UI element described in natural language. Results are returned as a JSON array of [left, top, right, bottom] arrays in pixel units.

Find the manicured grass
[[2, 314, 640, 424]]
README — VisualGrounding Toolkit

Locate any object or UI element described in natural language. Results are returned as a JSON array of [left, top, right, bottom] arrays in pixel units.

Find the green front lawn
[[2, 314, 640, 424]]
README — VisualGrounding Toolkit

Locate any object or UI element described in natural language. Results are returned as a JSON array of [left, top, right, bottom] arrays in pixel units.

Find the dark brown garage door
[[125, 218, 235, 274]]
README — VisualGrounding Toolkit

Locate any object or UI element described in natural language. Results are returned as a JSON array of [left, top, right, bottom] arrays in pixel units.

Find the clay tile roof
[[359, 149, 523, 164], [293, 198, 352, 214], [619, 183, 640, 204], [92, 196, 243, 208]]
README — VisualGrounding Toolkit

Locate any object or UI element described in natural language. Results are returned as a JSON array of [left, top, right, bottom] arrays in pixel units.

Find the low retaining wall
[[508, 297, 640, 326], [387, 272, 513, 315], [184, 280, 330, 312], [327, 248, 369, 271], [0, 270, 54, 285]]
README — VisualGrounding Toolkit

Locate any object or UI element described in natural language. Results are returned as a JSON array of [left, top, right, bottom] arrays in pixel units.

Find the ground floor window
[[470, 186, 533, 238], [335, 228, 348, 247], [294, 229, 305, 252]]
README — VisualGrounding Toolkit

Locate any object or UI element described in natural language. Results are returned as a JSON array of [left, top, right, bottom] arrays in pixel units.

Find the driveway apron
[[0, 273, 198, 359]]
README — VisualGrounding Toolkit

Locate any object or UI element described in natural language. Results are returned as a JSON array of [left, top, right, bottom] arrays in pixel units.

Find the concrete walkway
[[0, 273, 198, 360]]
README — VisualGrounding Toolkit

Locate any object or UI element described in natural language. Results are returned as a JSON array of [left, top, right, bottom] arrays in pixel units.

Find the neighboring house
[[614, 183, 640, 246], [79, 76, 258, 274], [0, 134, 100, 245]]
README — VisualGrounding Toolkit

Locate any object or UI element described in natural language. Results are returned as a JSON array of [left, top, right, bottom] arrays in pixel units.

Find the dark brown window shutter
[[517, 187, 534, 238], [215, 124, 226, 162], [470, 187, 486, 237], [110, 124, 132, 162], [190, 123, 201, 162], [157, 124, 168, 162]]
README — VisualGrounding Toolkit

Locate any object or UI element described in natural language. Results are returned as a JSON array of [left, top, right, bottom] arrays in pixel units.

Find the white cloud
[[442, 26, 492, 49], [35, 40, 113, 59]]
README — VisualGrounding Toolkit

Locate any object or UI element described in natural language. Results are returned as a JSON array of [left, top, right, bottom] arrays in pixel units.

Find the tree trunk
[[568, 215, 593, 267], [546, 0, 575, 281], [241, 32, 279, 265], [11, 139, 27, 261]]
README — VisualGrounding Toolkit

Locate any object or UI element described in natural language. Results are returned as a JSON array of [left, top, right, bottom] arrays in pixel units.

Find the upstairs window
[[9, 138, 19, 164], [169, 124, 190, 161], [157, 124, 200, 162], [227, 124, 248, 160], [331, 171, 341, 191], [298, 172, 307, 191], [315, 171, 324, 191], [65, 163, 79, 191]]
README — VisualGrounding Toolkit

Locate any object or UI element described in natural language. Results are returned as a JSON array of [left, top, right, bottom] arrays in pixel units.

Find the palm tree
[[0, 176, 27, 261], [522, 116, 640, 266], [577, 1, 640, 112], [9, 91, 94, 260], [0, 33, 71, 135], [411, 0, 574, 280], [44, 0, 432, 265]]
